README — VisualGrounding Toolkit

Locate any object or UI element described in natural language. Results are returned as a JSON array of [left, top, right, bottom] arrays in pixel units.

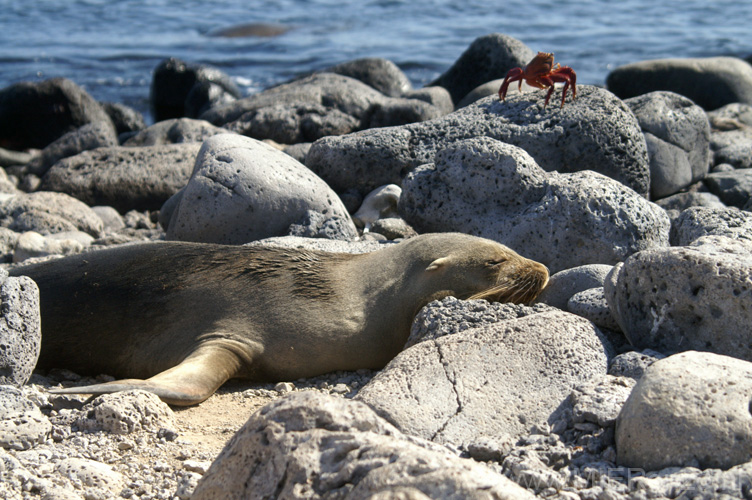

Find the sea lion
[[10, 233, 548, 406]]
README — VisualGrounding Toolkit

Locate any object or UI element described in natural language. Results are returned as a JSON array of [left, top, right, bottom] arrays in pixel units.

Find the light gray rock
[[568, 287, 621, 332], [629, 463, 752, 500], [607, 57, 752, 111], [712, 132, 752, 169], [401, 86, 454, 115], [0, 386, 50, 451], [368, 218, 417, 240], [707, 104, 752, 170], [0, 147, 34, 168], [534, 264, 614, 310], [192, 391, 535, 500], [122, 118, 229, 146], [202, 73, 444, 144], [25, 121, 118, 176], [625, 92, 710, 199], [405, 296, 557, 348], [605, 235, 752, 361], [73, 390, 175, 435], [428, 33, 535, 105], [654, 191, 725, 213], [286, 209, 359, 240], [616, 351, 752, 470], [0, 273, 40, 386], [13, 231, 86, 263], [40, 143, 201, 213], [352, 184, 401, 230], [571, 375, 635, 428], [399, 137, 669, 273], [0, 227, 18, 262], [307, 86, 651, 197], [55, 458, 126, 499], [165, 134, 357, 244], [281, 141, 311, 164], [456, 78, 503, 108], [90, 205, 125, 233], [361, 96, 445, 129], [357, 308, 609, 451], [326, 57, 412, 97], [704, 168, 752, 208], [0, 169, 19, 196], [708, 102, 752, 128], [608, 349, 665, 380], [670, 206, 752, 246], [0, 192, 104, 238], [247, 235, 389, 254]]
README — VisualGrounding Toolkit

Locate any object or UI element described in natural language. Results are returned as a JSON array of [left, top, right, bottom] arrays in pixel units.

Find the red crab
[[498, 52, 577, 108]]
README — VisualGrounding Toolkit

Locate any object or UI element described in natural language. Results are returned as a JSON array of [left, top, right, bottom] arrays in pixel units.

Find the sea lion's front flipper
[[48, 344, 248, 406]]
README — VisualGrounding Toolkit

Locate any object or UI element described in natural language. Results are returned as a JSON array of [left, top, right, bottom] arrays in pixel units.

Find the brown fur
[[10, 233, 548, 405]]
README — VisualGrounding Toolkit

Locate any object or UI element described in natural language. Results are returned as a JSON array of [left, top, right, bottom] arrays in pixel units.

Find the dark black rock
[[429, 33, 535, 106], [0, 78, 112, 150], [150, 57, 241, 122]]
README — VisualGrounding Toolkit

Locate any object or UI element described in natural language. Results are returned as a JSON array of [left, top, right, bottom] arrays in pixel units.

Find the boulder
[[708, 102, 752, 128], [192, 391, 535, 500], [703, 168, 752, 207], [608, 349, 665, 380], [568, 287, 621, 332], [402, 86, 454, 115], [164, 134, 357, 244], [624, 92, 710, 199], [654, 191, 725, 213], [12, 231, 88, 263], [606, 57, 752, 111], [605, 235, 752, 361], [429, 33, 535, 105], [100, 101, 146, 138], [398, 137, 668, 273], [711, 130, 752, 170], [456, 78, 504, 108], [202, 73, 446, 144], [122, 118, 229, 146], [55, 458, 126, 500], [25, 121, 119, 176], [0, 386, 50, 451], [617, 351, 752, 470], [306, 86, 651, 197], [534, 264, 614, 310], [404, 296, 557, 348], [352, 184, 401, 230], [707, 104, 752, 169], [326, 57, 412, 97], [150, 57, 241, 122], [357, 301, 609, 451], [73, 390, 175, 435], [0, 192, 104, 237], [0, 271, 40, 386], [0, 78, 112, 150], [670, 206, 752, 246], [40, 143, 201, 212]]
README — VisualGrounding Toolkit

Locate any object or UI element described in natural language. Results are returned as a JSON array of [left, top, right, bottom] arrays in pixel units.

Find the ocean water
[[1, 0, 751, 121]]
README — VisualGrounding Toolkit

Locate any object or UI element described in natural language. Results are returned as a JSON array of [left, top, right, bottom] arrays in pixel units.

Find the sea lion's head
[[415, 233, 549, 305]]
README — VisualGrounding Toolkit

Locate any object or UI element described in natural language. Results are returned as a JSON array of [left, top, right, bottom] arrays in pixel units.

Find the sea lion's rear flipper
[[48, 345, 247, 406]]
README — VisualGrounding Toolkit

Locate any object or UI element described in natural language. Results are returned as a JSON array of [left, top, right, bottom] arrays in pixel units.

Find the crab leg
[[499, 67, 524, 101]]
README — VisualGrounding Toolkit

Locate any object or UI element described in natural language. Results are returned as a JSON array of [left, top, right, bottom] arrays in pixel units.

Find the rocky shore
[[1, 32, 752, 499]]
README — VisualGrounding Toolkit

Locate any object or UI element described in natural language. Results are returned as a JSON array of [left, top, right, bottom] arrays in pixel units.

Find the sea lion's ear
[[426, 257, 451, 272]]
